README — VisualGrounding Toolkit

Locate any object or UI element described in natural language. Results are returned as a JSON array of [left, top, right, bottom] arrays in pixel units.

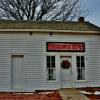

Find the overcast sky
[[83, 0, 100, 27]]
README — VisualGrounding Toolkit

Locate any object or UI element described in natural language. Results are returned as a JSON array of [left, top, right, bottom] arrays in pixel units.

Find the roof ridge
[[0, 19, 88, 23]]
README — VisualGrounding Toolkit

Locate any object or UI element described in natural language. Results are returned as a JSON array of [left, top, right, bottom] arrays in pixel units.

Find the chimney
[[78, 17, 84, 22]]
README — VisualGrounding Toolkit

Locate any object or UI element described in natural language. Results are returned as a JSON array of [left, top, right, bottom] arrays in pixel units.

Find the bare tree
[[0, 0, 86, 21]]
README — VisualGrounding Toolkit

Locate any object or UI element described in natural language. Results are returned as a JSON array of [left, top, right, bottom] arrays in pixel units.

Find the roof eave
[[0, 29, 100, 34]]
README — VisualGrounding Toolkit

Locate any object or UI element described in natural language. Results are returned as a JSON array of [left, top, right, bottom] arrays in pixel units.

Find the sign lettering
[[47, 42, 85, 52]]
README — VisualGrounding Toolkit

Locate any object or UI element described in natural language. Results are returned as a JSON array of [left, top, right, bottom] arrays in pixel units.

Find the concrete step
[[59, 88, 89, 100]]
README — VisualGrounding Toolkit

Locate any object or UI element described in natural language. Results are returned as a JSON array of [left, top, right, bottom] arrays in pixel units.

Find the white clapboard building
[[0, 17, 100, 92]]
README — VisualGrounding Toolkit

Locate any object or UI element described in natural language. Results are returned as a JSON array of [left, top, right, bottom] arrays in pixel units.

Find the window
[[76, 56, 85, 80], [46, 56, 56, 80]]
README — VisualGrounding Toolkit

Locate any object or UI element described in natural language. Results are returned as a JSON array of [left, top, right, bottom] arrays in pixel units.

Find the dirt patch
[[0, 90, 63, 100], [79, 87, 100, 100]]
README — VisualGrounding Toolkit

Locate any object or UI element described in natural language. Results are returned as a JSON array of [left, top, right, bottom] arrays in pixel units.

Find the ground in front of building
[[0, 88, 100, 100], [0, 90, 62, 100], [79, 87, 100, 100]]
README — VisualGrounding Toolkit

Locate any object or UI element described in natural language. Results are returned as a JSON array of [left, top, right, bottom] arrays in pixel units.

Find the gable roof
[[0, 20, 100, 33]]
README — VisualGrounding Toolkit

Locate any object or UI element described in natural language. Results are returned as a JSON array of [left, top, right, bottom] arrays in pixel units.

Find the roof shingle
[[0, 20, 100, 32]]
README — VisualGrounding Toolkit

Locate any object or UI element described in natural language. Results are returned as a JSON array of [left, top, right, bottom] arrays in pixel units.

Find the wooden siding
[[0, 32, 99, 91]]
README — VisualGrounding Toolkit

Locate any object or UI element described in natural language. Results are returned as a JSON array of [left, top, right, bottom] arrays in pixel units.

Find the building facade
[[0, 17, 100, 92]]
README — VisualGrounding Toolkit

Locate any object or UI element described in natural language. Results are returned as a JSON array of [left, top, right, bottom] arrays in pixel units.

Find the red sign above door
[[47, 42, 85, 52]]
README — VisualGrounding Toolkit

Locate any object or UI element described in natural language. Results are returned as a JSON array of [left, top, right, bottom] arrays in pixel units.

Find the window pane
[[77, 73, 82, 80], [46, 56, 56, 81], [47, 69, 52, 80], [47, 69, 55, 80], [47, 56, 50, 62], [51, 56, 55, 68], [81, 56, 84, 61], [76, 56, 85, 80], [81, 62, 85, 67], [52, 62, 55, 68], [82, 67, 85, 80], [77, 68, 81, 74], [77, 56, 80, 62], [47, 56, 50, 68], [51, 56, 55, 62], [47, 62, 50, 68], [77, 73, 81, 80], [77, 62, 80, 67]]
